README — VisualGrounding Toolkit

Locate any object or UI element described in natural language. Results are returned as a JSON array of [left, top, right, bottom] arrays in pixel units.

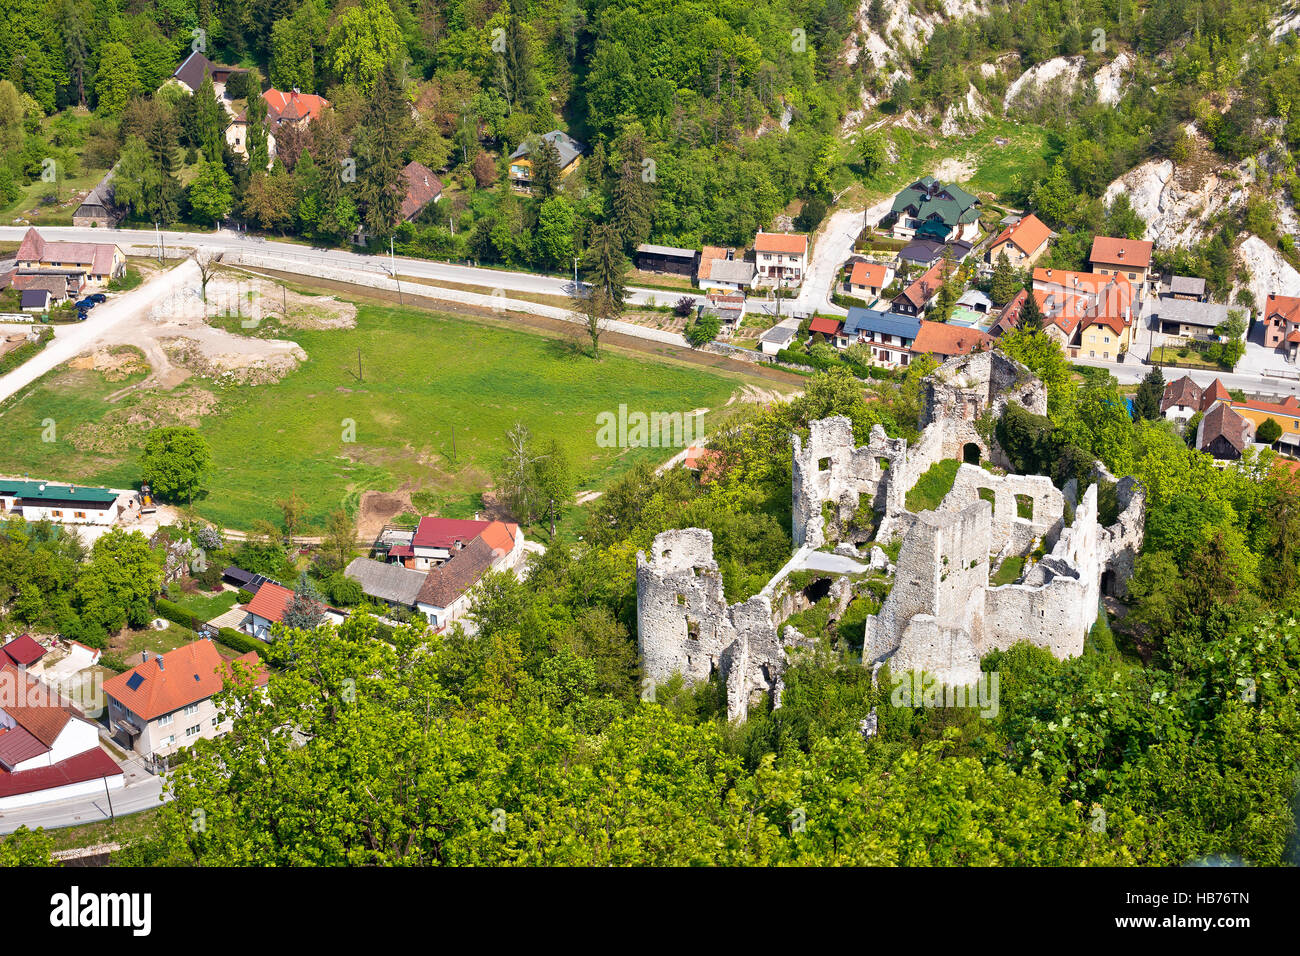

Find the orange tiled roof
[[849, 261, 889, 288], [990, 214, 1051, 257], [911, 320, 992, 356], [1266, 294, 1300, 325], [754, 232, 808, 256], [244, 580, 294, 624], [101, 640, 266, 721], [1089, 236, 1153, 269]]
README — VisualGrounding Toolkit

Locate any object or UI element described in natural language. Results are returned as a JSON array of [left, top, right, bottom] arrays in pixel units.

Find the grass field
[[0, 301, 769, 531]]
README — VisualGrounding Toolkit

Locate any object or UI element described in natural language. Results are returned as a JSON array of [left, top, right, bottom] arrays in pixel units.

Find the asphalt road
[[0, 776, 166, 835]]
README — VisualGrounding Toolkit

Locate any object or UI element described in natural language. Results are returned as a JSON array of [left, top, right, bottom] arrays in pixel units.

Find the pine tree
[[357, 63, 410, 240], [283, 571, 326, 631], [1133, 366, 1165, 421], [1019, 286, 1044, 332], [530, 137, 562, 200], [990, 250, 1020, 306]]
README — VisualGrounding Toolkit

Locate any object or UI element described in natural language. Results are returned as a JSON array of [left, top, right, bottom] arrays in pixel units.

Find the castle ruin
[[635, 350, 1146, 716]]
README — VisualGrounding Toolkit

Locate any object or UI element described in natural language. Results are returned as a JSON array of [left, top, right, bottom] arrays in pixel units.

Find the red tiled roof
[[262, 88, 329, 125], [898, 260, 954, 310], [1160, 375, 1201, 413], [1203, 378, 1231, 408], [1232, 395, 1300, 419], [0, 665, 77, 747], [911, 320, 992, 356], [1199, 402, 1251, 454], [1089, 236, 1153, 269], [809, 316, 843, 335], [0, 724, 48, 768], [0, 746, 121, 798], [478, 521, 518, 558], [1266, 294, 1300, 325], [0, 634, 45, 669], [401, 161, 443, 221], [696, 245, 728, 281], [102, 639, 267, 721], [849, 261, 889, 288], [990, 214, 1051, 257], [412, 517, 492, 550], [244, 580, 294, 624], [754, 232, 808, 256]]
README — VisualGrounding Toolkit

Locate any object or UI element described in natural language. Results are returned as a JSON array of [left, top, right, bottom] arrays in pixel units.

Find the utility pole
[[451, 425, 457, 463], [155, 222, 163, 264], [573, 256, 579, 289], [357, 347, 363, 383], [391, 236, 402, 305], [103, 775, 115, 822]]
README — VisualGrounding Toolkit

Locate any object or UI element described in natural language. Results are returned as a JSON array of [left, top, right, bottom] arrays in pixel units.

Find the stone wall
[[636, 529, 810, 720], [940, 464, 1065, 556]]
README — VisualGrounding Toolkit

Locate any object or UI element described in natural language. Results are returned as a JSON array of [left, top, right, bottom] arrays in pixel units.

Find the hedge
[[218, 627, 270, 659], [155, 597, 201, 631]]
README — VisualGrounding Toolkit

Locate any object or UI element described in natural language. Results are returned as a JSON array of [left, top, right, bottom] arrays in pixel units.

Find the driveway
[[0, 260, 198, 406]]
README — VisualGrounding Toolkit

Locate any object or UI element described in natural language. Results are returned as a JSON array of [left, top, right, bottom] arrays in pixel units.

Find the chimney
[[156, 654, 165, 670], [1118, 248, 1125, 259]]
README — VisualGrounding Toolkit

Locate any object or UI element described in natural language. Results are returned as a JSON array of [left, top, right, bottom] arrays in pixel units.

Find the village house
[[1196, 401, 1253, 461], [0, 479, 121, 526], [1229, 395, 1300, 456], [400, 161, 443, 222], [1032, 267, 1136, 358], [410, 517, 522, 571], [0, 663, 122, 810], [885, 177, 982, 243], [986, 213, 1051, 268], [0, 634, 45, 671], [909, 320, 993, 361], [891, 259, 954, 318], [838, 308, 920, 367], [754, 232, 809, 288], [1079, 311, 1134, 361], [413, 536, 500, 630], [1165, 275, 1208, 302], [168, 50, 247, 96], [15, 227, 125, 286], [635, 244, 697, 277], [263, 87, 330, 159], [102, 639, 267, 761], [343, 557, 428, 618], [809, 315, 843, 343], [698, 291, 746, 335], [1150, 298, 1237, 341], [1262, 294, 1300, 362], [239, 580, 346, 641], [1088, 236, 1154, 291], [758, 324, 796, 355], [898, 238, 974, 269], [1160, 375, 1231, 421], [846, 260, 894, 300], [696, 246, 756, 292], [507, 130, 584, 194]]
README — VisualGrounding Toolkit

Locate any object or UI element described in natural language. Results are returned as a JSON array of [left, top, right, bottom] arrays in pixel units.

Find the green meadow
[[0, 303, 773, 531]]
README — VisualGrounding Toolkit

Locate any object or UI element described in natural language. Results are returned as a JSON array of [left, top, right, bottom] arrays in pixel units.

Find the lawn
[[905, 458, 962, 513], [847, 118, 1054, 205], [992, 555, 1026, 586], [169, 588, 239, 622], [0, 301, 767, 530]]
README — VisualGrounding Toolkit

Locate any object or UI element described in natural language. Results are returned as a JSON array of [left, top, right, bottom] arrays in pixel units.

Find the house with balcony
[[507, 131, 584, 194], [838, 308, 921, 367], [885, 177, 982, 243], [986, 213, 1051, 268], [754, 232, 808, 288], [1088, 236, 1154, 292], [1262, 294, 1300, 362]]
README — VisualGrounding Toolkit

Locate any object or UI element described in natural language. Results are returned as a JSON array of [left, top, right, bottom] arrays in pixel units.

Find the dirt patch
[[208, 274, 357, 330], [159, 335, 305, 385], [68, 346, 150, 382], [933, 157, 977, 181], [356, 489, 415, 541]]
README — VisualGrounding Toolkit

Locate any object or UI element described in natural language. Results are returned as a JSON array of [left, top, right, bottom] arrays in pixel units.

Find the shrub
[[236, 588, 254, 604], [155, 597, 200, 631], [217, 627, 269, 659]]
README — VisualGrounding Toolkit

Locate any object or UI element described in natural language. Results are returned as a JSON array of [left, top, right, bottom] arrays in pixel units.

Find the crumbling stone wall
[[792, 351, 1049, 550], [940, 464, 1065, 556], [636, 529, 809, 720]]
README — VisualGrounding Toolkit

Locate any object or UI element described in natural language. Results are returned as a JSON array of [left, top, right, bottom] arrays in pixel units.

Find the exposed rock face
[[636, 529, 811, 721], [1104, 154, 1252, 246], [939, 84, 991, 136], [1003, 55, 1085, 111], [1092, 51, 1132, 106], [1239, 235, 1300, 308], [848, 0, 988, 68]]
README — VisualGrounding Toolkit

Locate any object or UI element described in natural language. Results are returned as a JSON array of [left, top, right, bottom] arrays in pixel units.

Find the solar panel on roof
[[126, 672, 144, 691]]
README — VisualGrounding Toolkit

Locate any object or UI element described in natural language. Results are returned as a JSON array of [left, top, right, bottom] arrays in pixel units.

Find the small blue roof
[[843, 308, 921, 340]]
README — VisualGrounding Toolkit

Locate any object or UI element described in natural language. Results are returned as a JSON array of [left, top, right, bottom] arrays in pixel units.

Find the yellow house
[[1079, 314, 1133, 361], [508, 131, 584, 193], [1231, 397, 1300, 455], [14, 227, 125, 286]]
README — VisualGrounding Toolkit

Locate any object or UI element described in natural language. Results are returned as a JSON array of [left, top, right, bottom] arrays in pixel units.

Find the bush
[[217, 627, 269, 659], [236, 588, 254, 604], [195, 565, 224, 591], [99, 652, 130, 673], [327, 573, 364, 606]]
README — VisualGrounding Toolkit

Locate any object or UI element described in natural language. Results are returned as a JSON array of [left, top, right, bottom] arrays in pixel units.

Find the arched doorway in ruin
[[963, 442, 981, 465]]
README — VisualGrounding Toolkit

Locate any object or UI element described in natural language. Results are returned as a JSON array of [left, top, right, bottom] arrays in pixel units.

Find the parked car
[[88, 293, 107, 304], [74, 298, 96, 311]]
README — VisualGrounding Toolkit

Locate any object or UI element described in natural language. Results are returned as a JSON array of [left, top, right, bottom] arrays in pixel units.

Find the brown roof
[[101, 640, 267, 721], [989, 214, 1051, 257], [1199, 402, 1251, 454], [15, 227, 118, 274], [0, 664, 80, 747], [1160, 375, 1202, 413], [1203, 378, 1231, 408], [911, 320, 992, 357], [12, 274, 71, 295], [400, 161, 443, 221], [696, 245, 727, 281], [849, 261, 889, 288], [416, 536, 496, 609], [263, 88, 329, 125], [754, 232, 808, 256], [1089, 236, 1153, 269], [898, 260, 953, 310]]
